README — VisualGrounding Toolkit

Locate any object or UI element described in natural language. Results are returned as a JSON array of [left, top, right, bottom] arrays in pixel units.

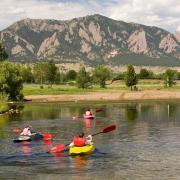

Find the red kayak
[[83, 114, 94, 119]]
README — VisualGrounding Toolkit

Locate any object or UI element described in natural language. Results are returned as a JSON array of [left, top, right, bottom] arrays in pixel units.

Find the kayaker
[[20, 125, 32, 136], [69, 132, 93, 147], [85, 109, 93, 116]]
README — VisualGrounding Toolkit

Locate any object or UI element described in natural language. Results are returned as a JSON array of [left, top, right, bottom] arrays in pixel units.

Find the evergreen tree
[[46, 60, 58, 86], [125, 64, 138, 90]]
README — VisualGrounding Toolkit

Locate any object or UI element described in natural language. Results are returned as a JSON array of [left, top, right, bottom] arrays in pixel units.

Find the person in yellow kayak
[[69, 132, 92, 147], [20, 125, 32, 136]]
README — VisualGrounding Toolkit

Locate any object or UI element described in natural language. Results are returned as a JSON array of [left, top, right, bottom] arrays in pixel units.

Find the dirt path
[[25, 90, 180, 102]]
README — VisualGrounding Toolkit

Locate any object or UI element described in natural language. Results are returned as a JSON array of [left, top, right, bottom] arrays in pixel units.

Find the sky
[[0, 0, 179, 32]]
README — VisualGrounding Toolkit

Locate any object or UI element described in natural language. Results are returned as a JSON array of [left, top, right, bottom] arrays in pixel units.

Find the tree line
[[8, 62, 180, 88], [0, 42, 180, 101]]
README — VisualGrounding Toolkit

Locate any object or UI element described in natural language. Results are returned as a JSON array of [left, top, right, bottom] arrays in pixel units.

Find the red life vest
[[73, 136, 86, 147]]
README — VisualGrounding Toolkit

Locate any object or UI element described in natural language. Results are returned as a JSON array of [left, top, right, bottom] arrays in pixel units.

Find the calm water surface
[[0, 101, 180, 180]]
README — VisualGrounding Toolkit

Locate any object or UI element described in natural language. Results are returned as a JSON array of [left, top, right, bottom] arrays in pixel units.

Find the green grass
[[23, 80, 180, 96], [23, 84, 98, 95], [0, 102, 9, 113]]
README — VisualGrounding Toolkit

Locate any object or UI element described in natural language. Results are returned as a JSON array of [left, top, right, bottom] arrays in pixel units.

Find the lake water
[[0, 101, 180, 180]]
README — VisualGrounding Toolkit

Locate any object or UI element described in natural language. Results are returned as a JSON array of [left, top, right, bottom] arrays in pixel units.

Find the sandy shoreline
[[25, 90, 180, 102]]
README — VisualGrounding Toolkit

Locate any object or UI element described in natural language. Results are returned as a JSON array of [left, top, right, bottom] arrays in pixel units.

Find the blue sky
[[0, 0, 179, 32]]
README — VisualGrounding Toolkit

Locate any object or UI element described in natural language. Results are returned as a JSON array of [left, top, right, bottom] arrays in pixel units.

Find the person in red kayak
[[85, 109, 93, 116], [20, 125, 32, 136], [69, 132, 92, 147]]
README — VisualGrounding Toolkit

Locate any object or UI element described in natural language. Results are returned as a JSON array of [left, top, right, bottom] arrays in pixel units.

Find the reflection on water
[[125, 104, 138, 121], [0, 101, 180, 179]]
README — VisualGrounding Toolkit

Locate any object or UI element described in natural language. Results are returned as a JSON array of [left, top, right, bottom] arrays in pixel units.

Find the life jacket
[[20, 128, 31, 136], [85, 111, 92, 116], [73, 136, 86, 147]]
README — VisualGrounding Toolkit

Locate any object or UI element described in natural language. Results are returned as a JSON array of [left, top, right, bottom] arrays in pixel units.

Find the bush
[[0, 61, 23, 101]]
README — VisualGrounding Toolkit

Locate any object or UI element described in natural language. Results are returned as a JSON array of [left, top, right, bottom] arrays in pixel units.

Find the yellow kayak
[[69, 141, 95, 155]]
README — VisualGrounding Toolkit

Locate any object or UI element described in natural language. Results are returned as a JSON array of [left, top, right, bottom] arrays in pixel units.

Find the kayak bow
[[13, 135, 32, 143], [69, 141, 95, 155], [13, 133, 44, 143], [83, 114, 94, 119]]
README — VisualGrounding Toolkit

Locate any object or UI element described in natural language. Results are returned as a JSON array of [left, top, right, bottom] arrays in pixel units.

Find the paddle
[[50, 124, 116, 153], [95, 108, 104, 112], [91, 125, 116, 136], [13, 128, 22, 133], [12, 128, 53, 140]]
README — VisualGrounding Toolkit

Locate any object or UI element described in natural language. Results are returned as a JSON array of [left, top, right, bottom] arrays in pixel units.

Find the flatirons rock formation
[[0, 14, 180, 66]]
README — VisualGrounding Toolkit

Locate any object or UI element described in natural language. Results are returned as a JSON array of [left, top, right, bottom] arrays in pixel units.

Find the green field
[[23, 80, 180, 96]]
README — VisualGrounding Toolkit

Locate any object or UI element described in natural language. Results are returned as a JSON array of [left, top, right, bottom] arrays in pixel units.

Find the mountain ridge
[[0, 14, 180, 66]]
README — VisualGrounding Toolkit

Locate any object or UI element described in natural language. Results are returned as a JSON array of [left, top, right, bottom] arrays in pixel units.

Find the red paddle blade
[[13, 128, 22, 133], [96, 108, 104, 112], [50, 144, 65, 153], [102, 125, 116, 133], [42, 134, 52, 140]]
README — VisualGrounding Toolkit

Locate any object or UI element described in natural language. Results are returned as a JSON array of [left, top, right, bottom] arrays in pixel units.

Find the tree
[[0, 61, 23, 101], [124, 64, 138, 90], [113, 73, 125, 81], [76, 66, 91, 88], [177, 72, 180, 80], [66, 70, 77, 81], [139, 68, 154, 79], [46, 60, 58, 86], [19, 65, 34, 83], [33, 63, 48, 85], [163, 69, 176, 87], [0, 43, 8, 61], [154, 73, 164, 80], [92, 65, 111, 88], [54, 71, 61, 84]]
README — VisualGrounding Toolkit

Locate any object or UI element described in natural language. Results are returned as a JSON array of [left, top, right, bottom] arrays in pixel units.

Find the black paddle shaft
[[92, 132, 102, 136]]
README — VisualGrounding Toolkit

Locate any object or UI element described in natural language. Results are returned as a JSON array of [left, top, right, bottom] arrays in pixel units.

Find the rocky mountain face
[[174, 31, 180, 43], [0, 14, 180, 66]]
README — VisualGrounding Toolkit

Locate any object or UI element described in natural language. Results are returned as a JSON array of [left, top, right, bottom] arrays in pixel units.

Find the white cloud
[[0, 0, 179, 32], [176, 26, 180, 32], [0, 0, 94, 30], [106, 0, 180, 32], [12, 8, 25, 14]]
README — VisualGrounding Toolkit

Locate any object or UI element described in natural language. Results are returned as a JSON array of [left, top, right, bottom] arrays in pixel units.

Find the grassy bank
[[23, 80, 180, 96], [0, 102, 9, 113]]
